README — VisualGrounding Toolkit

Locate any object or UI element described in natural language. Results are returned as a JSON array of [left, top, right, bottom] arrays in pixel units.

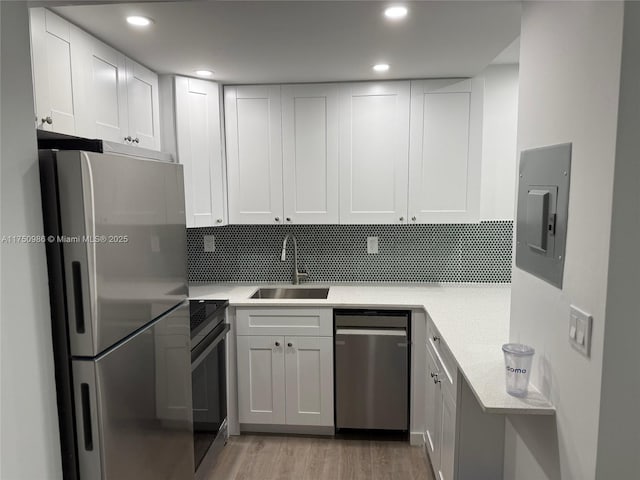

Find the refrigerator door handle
[[80, 383, 94, 451], [72, 361, 102, 479]]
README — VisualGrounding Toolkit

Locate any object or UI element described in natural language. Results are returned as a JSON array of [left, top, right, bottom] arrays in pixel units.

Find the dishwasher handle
[[336, 328, 406, 336]]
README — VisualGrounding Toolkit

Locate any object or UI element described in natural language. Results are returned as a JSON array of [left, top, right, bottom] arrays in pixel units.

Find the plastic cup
[[502, 343, 535, 397]]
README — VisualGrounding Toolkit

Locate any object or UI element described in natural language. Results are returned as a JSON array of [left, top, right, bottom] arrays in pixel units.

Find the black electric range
[[188, 299, 230, 471]]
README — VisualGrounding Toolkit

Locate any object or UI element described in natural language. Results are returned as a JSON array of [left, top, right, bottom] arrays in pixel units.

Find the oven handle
[[191, 323, 230, 371]]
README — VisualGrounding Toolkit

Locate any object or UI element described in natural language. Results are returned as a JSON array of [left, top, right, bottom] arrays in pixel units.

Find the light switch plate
[[203, 235, 215, 253], [367, 236, 379, 254], [569, 305, 592, 357]]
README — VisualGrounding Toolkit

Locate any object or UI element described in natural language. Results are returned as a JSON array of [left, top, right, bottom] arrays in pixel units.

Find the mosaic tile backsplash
[[187, 221, 513, 284]]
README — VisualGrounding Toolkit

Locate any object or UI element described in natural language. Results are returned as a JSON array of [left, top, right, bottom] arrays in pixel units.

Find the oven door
[[191, 321, 230, 470]]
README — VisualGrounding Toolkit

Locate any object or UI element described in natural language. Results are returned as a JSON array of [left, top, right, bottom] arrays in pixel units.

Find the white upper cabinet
[[125, 59, 160, 150], [174, 76, 226, 228], [281, 84, 340, 224], [225, 85, 284, 224], [30, 9, 161, 150], [408, 78, 484, 223], [339, 81, 411, 224], [29, 8, 78, 135], [71, 27, 129, 143]]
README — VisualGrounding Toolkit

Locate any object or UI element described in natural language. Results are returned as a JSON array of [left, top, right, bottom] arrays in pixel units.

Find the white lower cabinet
[[425, 323, 505, 480], [424, 340, 442, 472], [237, 335, 286, 425], [284, 336, 333, 426], [440, 389, 457, 480], [236, 324, 333, 428]]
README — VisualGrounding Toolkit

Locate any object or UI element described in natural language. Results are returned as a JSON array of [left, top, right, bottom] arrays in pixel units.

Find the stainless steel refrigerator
[[39, 149, 194, 480]]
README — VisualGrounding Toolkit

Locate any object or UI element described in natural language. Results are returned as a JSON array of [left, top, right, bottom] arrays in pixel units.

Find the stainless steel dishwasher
[[334, 309, 410, 431]]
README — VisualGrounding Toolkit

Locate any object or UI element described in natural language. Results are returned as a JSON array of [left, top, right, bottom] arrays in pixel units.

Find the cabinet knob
[[216, 218, 223, 224], [433, 375, 441, 385], [432, 335, 440, 343], [430, 372, 437, 378], [275, 217, 280, 222], [399, 216, 404, 221], [41, 116, 53, 125], [134, 137, 140, 144], [287, 342, 293, 348], [286, 217, 291, 222], [412, 216, 417, 222], [124, 136, 132, 142], [275, 341, 280, 347]]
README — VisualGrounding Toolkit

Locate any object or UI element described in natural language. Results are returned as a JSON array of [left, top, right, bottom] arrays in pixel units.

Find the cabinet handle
[[412, 216, 417, 222], [433, 375, 441, 385], [430, 372, 437, 378], [399, 216, 404, 221], [41, 116, 53, 125], [275, 341, 280, 347], [134, 137, 140, 144], [216, 218, 223, 224], [124, 136, 132, 142], [286, 217, 291, 222], [275, 217, 280, 222], [287, 342, 293, 348], [432, 335, 440, 343]]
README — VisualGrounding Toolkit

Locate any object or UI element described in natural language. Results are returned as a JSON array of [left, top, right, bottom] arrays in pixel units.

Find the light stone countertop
[[189, 282, 555, 415]]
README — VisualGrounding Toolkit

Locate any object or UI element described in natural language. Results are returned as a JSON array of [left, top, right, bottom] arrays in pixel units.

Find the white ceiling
[[53, 1, 521, 84]]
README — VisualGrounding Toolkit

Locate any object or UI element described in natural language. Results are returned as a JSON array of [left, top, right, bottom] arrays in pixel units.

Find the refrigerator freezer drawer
[[72, 303, 194, 480]]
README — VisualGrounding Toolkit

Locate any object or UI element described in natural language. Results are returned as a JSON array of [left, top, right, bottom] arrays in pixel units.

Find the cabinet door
[[29, 8, 77, 135], [426, 342, 443, 474], [425, 341, 440, 460], [440, 388, 457, 480], [408, 79, 483, 223], [125, 58, 160, 150], [175, 77, 226, 227], [281, 84, 339, 224], [236, 336, 286, 425], [72, 27, 128, 143], [338, 81, 410, 224], [225, 85, 283, 224], [284, 336, 333, 427]]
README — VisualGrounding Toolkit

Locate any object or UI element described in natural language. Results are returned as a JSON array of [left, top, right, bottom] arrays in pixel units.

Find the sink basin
[[250, 287, 330, 299]]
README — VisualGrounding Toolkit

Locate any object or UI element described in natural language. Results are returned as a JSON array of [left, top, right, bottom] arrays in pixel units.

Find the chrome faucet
[[281, 233, 308, 285]]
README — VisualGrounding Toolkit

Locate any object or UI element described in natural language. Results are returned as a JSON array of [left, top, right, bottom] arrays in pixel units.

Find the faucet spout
[[280, 233, 308, 285]]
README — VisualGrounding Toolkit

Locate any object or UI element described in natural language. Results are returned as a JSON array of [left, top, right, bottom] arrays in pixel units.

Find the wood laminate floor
[[198, 434, 436, 480]]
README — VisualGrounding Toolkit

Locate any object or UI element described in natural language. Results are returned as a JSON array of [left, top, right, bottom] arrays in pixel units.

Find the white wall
[[506, 2, 624, 480], [0, 3, 63, 479], [595, 3, 640, 477], [479, 64, 520, 221]]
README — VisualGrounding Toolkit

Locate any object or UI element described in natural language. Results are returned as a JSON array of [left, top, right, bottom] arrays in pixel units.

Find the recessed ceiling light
[[126, 16, 153, 27], [384, 6, 408, 20], [373, 63, 390, 73], [195, 70, 214, 77]]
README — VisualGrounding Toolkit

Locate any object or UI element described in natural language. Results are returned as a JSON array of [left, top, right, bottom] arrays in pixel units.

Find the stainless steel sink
[[250, 287, 330, 299]]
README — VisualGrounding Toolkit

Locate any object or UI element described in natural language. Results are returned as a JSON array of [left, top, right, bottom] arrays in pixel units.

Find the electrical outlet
[[367, 236, 379, 254], [569, 305, 592, 357], [203, 235, 215, 253]]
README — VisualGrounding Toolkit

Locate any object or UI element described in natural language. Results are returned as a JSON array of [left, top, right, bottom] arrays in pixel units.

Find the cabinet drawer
[[427, 318, 457, 399], [236, 308, 333, 336]]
